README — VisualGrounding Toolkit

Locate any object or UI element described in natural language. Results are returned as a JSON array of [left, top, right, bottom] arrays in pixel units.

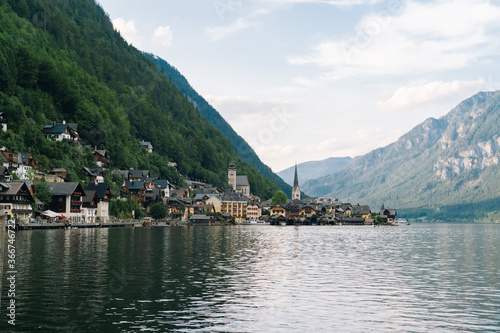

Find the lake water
[[1, 224, 500, 332]]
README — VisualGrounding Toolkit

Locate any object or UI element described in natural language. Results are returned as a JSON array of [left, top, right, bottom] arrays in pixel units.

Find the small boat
[[392, 219, 410, 226]]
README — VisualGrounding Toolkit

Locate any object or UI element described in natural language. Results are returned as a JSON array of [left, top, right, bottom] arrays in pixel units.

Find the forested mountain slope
[[0, 0, 278, 198]]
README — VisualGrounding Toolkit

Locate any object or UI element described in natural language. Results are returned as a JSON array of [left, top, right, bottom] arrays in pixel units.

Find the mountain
[[144, 53, 293, 198], [277, 157, 357, 186], [302, 91, 500, 220], [0, 0, 278, 199]]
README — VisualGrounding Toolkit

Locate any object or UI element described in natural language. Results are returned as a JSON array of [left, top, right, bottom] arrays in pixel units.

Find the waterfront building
[[47, 182, 85, 223], [221, 196, 247, 222], [246, 201, 262, 221], [0, 182, 34, 222]]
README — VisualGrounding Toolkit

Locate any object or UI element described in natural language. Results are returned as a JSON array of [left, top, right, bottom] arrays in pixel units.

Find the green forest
[[0, 0, 279, 199]]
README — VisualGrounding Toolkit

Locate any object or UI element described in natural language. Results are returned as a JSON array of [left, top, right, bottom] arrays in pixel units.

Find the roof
[[93, 150, 107, 157], [293, 163, 299, 187], [47, 182, 83, 196], [51, 168, 67, 173], [86, 182, 110, 200], [141, 141, 153, 149], [124, 181, 145, 190], [189, 214, 211, 220], [129, 170, 149, 179], [155, 180, 170, 189], [0, 182, 26, 195], [236, 175, 249, 186], [82, 190, 97, 204], [352, 205, 371, 216]]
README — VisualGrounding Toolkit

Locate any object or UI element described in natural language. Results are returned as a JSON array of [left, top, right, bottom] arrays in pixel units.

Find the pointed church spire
[[292, 162, 300, 201]]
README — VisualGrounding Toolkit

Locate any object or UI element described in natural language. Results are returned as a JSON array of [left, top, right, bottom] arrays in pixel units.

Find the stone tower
[[228, 161, 237, 191], [292, 163, 300, 201]]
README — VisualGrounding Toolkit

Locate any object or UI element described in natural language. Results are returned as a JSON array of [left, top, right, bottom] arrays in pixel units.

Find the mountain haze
[[303, 91, 500, 220], [277, 157, 357, 186]]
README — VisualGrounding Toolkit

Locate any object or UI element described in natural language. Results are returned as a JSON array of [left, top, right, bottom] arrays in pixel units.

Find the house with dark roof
[[93, 149, 110, 168], [50, 168, 67, 179], [1, 149, 36, 180], [121, 181, 146, 203], [47, 182, 85, 223], [0, 166, 10, 182], [141, 141, 153, 153], [0, 182, 34, 222], [129, 169, 149, 182], [351, 204, 371, 219], [0, 112, 8, 132], [86, 182, 111, 222], [82, 190, 99, 223], [42, 121, 79, 142]]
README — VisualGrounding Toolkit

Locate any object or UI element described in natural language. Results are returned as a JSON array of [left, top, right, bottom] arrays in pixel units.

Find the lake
[[1, 224, 500, 332]]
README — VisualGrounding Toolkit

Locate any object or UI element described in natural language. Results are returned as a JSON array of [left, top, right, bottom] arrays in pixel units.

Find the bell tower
[[228, 161, 237, 191]]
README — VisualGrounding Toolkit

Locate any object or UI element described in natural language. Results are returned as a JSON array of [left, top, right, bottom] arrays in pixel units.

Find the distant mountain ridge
[[144, 53, 293, 198], [277, 157, 357, 186], [302, 91, 500, 220]]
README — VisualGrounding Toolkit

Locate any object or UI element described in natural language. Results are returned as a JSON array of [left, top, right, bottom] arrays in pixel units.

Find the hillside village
[[0, 120, 395, 227]]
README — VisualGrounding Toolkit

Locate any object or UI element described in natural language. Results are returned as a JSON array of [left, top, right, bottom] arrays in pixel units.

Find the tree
[[35, 180, 52, 209], [149, 203, 167, 220], [271, 190, 288, 206]]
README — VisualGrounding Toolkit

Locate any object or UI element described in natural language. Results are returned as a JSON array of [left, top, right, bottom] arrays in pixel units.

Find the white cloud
[[206, 17, 257, 40], [377, 80, 485, 112], [153, 26, 173, 47], [262, 0, 383, 6], [288, 0, 500, 79], [112, 18, 141, 46]]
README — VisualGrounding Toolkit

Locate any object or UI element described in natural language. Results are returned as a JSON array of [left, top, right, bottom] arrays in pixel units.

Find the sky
[[97, 0, 500, 172]]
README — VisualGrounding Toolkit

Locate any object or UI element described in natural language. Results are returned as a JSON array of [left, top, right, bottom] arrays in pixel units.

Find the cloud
[[262, 0, 384, 6], [377, 80, 485, 112], [206, 17, 257, 40], [153, 26, 173, 46], [288, 0, 500, 79], [112, 18, 141, 46]]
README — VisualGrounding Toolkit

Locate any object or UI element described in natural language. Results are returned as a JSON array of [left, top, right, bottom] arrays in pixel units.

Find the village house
[[270, 203, 286, 217], [351, 204, 371, 219], [0, 112, 8, 132], [121, 181, 146, 203], [206, 195, 222, 213], [0, 166, 10, 182], [47, 182, 85, 223], [189, 214, 214, 225], [81, 167, 105, 183], [221, 195, 247, 222], [380, 209, 397, 223], [1, 149, 35, 180], [129, 169, 150, 182], [86, 181, 111, 222], [42, 121, 79, 142], [93, 149, 110, 168], [50, 168, 67, 179], [0, 182, 34, 222], [82, 190, 99, 223], [246, 200, 262, 221], [141, 141, 153, 153]]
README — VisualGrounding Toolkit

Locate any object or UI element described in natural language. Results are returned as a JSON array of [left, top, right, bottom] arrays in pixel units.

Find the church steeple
[[292, 163, 300, 201]]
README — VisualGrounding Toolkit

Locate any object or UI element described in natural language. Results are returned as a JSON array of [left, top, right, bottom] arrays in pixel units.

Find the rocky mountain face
[[277, 157, 357, 186], [302, 91, 500, 219]]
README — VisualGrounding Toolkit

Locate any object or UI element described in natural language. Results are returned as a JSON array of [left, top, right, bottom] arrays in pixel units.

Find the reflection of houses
[[227, 162, 250, 196], [0, 182, 34, 222], [47, 182, 85, 223], [1, 149, 35, 180], [93, 150, 110, 168], [42, 121, 79, 141]]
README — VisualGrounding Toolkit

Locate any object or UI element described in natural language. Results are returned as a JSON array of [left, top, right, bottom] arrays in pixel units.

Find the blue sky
[[97, 0, 500, 171]]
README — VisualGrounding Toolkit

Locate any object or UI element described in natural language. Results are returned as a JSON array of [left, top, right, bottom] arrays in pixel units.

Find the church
[[227, 162, 250, 196], [292, 163, 300, 201]]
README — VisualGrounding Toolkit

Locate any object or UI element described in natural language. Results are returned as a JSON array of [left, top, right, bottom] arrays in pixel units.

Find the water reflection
[[1, 224, 500, 332]]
